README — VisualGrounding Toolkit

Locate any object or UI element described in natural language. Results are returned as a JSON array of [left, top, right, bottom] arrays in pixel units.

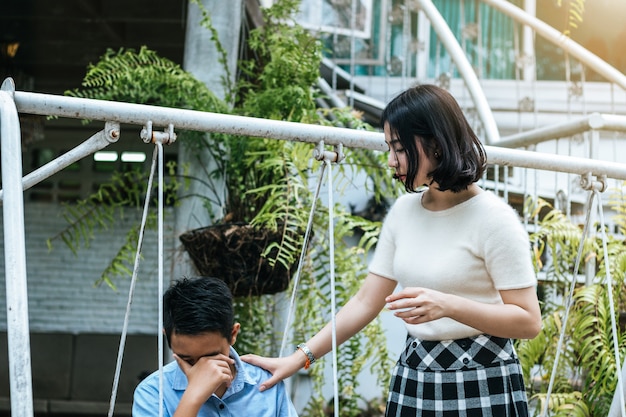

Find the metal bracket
[[140, 121, 177, 145], [580, 172, 607, 192], [312, 141, 345, 163], [104, 121, 120, 143]]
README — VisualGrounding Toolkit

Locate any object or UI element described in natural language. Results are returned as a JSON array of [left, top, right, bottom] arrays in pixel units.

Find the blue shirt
[[132, 347, 298, 417]]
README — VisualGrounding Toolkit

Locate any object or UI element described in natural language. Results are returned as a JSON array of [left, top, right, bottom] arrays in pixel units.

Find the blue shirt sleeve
[[275, 380, 299, 417], [133, 374, 166, 417]]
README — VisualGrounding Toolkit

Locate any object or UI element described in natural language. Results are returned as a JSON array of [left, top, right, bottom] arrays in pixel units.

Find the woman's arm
[[241, 273, 397, 391], [386, 286, 542, 339]]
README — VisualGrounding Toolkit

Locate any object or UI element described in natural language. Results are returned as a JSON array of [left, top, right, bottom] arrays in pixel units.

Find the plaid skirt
[[386, 334, 529, 417]]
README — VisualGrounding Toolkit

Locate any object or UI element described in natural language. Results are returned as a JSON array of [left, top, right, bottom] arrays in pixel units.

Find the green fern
[[291, 203, 392, 417], [532, 391, 590, 417], [608, 182, 626, 233], [66, 46, 228, 114], [47, 168, 180, 287], [97, 219, 157, 290], [520, 193, 626, 417], [572, 282, 626, 415]]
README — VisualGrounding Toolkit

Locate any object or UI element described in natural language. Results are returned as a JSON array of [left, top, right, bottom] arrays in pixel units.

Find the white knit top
[[369, 190, 537, 341]]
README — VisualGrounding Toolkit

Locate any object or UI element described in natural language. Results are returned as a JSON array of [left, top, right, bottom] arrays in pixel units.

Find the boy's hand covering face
[[174, 352, 235, 400], [170, 328, 238, 402]]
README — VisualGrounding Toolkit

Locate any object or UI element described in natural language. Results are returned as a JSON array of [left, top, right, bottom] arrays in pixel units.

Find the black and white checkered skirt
[[386, 334, 529, 417]]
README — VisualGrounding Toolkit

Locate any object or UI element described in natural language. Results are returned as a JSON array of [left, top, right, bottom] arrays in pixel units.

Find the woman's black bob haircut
[[381, 84, 487, 193]]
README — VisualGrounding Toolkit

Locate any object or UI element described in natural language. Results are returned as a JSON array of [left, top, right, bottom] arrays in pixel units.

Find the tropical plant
[[49, 0, 397, 415], [517, 184, 626, 417]]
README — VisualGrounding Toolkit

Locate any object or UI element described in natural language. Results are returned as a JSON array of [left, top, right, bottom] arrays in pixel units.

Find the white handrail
[[482, 0, 626, 91], [499, 113, 626, 148], [12, 91, 626, 181], [13, 91, 387, 151]]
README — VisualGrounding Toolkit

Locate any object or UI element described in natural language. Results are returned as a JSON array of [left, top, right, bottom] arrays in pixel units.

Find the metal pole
[[486, 146, 626, 180], [13, 91, 388, 152], [414, 0, 501, 145], [585, 129, 601, 285], [499, 113, 626, 148], [482, 0, 626, 91], [12, 90, 626, 180], [0, 79, 34, 417], [522, 0, 536, 82], [0, 122, 120, 201]]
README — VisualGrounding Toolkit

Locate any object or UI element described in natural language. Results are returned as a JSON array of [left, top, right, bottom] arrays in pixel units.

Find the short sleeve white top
[[369, 190, 537, 341]]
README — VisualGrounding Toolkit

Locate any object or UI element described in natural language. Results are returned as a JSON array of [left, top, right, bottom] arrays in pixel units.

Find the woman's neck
[[421, 184, 482, 211]]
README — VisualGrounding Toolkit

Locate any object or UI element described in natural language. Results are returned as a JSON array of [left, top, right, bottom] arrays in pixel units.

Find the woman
[[242, 84, 542, 416]]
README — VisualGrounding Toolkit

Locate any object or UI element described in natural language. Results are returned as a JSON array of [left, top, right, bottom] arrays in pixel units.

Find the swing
[[107, 121, 176, 417], [107, 136, 347, 417]]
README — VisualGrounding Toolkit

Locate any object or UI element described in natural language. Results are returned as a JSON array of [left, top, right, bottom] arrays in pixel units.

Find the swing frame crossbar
[[3, 77, 626, 416]]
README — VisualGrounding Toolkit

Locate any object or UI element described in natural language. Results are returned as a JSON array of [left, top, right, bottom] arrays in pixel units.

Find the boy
[[133, 277, 298, 416]]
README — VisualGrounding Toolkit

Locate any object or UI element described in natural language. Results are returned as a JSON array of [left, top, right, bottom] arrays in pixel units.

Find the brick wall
[[0, 202, 180, 414], [0, 202, 178, 334]]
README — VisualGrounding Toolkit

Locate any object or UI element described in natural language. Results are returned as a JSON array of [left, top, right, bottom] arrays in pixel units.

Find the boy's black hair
[[163, 277, 234, 347], [381, 84, 487, 193]]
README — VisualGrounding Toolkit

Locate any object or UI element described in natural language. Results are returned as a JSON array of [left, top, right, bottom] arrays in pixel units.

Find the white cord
[[107, 145, 159, 417], [595, 189, 626, 417], [279, 163, 326, 357], [157, 141, 165, 417], [541, 190, 595, 417], [326, 159, 340, 417]]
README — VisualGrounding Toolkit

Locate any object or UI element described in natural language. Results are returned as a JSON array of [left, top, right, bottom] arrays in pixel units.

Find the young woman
[[242, 84, 542, 416]]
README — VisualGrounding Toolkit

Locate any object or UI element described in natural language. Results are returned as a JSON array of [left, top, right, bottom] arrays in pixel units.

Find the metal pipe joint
[[140, 121, 177, 145]]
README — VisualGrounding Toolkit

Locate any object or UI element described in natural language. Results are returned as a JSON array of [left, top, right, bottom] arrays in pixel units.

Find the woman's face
[[384, 122, 436, 189]]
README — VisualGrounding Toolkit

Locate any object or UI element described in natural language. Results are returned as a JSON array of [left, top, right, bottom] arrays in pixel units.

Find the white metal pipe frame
[[3, 83, 626, 416], [13, 90, 626, 179], [1, 80, 34, 417], [415, 0, 501, 146], [482, 0, 626, 92]]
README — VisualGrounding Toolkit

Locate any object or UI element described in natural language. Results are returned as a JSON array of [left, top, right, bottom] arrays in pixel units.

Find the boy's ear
[[162, 328, 172, 348], [230, 323, 241, 346]]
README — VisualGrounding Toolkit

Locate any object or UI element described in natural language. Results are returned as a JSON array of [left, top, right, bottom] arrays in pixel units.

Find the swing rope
[[279, 162, 326, 357], [326, 158, 340, 417], [107, 144, 160, 417], [108, 138, 341, 415], [594, 187, 625, 417], [157, 141, 166, 417], [541, 189, 594, 417], [277, 144, 342, 417], [541, 177, 624, 417]]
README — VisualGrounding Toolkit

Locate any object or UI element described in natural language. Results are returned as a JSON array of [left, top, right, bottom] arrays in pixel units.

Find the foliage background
[[53, 1, 398, 415], [518, 183, 626, 417]]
